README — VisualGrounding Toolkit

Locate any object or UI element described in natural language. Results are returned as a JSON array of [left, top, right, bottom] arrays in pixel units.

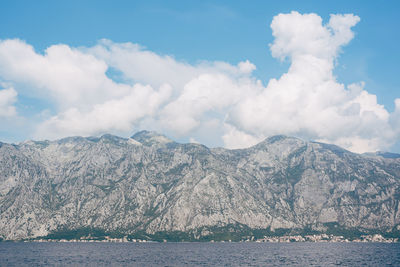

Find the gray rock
[[0, 133, 399, 240]]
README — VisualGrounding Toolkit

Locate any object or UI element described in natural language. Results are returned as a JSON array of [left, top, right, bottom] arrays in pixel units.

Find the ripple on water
[[0, 242, 399, 266]]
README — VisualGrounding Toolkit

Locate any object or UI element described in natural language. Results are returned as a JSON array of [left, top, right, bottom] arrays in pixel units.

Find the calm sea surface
[[0, 242, 399, 266]]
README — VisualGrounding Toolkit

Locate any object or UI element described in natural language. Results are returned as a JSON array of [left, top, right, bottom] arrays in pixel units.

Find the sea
[[0, 242, 399, 266]]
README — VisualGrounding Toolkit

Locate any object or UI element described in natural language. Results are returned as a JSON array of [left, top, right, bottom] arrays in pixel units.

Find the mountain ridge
[[1, 131, 399, 241], [14, 132, 399, 156]]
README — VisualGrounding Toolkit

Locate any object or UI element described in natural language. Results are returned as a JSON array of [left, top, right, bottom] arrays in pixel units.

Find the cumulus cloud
[[390, 99, 400, 136], [0, 87, 17, 117], [87, 39, 254, 91], [0, 39, 134, 110], [160, 73, 260, 135], [35, 84, 172, 139], [0, 11, 398, 153], [0, 38, 252, 140], [270, 12, 359, 61], [223, 11, 398, 152]]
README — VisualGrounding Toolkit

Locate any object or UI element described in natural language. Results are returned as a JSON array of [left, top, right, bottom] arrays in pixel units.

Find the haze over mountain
[[0, 131, 399, 241]]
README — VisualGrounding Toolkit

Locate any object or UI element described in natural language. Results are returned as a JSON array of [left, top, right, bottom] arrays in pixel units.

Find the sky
[[0, 0, 399, 153]]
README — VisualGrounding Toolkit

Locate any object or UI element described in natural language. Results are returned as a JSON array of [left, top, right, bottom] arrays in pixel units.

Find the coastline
[[6, 233, 397, 243]]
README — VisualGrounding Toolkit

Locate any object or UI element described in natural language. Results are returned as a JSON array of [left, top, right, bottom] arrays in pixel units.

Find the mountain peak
[[130, 130, 174, 146], [265, 135, 289, 143], [252, 135, 303, 148]]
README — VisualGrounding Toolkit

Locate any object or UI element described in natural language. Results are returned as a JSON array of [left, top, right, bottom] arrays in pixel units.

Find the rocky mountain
[[0, 131, 399, 241]]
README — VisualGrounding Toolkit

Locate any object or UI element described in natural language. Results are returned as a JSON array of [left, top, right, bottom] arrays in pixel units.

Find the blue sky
[[0, 0, 399, 152]]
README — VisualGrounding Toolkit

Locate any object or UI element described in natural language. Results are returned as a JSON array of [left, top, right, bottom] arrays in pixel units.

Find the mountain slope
[[0, 131, 399, 240]]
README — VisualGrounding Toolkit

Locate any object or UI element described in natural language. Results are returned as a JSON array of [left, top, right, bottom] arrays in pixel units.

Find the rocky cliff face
[[0, 131, 399, 240]]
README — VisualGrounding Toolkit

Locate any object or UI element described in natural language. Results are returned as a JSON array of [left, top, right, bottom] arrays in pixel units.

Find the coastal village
[[28, 234, 398, 243], [253, 234, 398, 243]]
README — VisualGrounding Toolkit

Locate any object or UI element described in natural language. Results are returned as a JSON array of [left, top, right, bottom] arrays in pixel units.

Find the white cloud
[[35, 83, 171, 139], [189, 137, 199, 144], [0, 87, 17, 117], [0, 11, 398, 153], [159, 73, 260, 135], [0, 38, 255, 141], [222, 124, 263, 149], [87, 39, 254, 91], [270, 12, 359, 62], [88, 40, 198, 90], [0, 39, 130, 109], [223, 11, 398, 153], [390, 99, 400, 136]]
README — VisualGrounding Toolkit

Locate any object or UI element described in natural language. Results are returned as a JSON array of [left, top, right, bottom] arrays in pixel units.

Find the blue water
[[0, 242, 399, 266]]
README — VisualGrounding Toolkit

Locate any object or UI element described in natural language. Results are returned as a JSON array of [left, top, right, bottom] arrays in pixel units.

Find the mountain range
[[0, 131, 399, 241]]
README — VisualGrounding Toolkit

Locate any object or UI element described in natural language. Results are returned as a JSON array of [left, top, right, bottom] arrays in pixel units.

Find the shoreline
[[1, 233, 397, 244]]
